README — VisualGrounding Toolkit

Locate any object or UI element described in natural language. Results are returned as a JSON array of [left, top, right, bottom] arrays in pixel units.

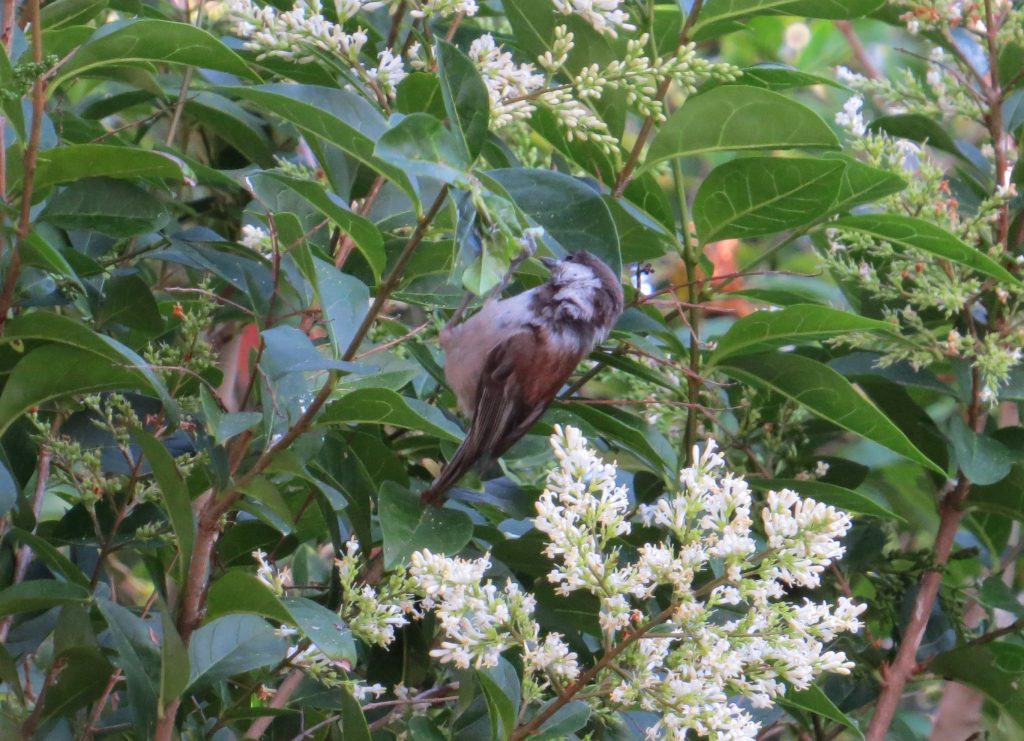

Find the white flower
[[835, 95, 866, 137], [552, 0, 635, 38]]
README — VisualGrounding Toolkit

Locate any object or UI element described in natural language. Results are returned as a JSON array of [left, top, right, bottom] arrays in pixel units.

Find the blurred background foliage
[[0, 0, 1022, 738]]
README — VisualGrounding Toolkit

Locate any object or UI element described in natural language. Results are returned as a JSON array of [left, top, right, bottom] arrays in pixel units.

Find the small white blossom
[[552, 0, 635, 38], [835, 95, 867, 137]]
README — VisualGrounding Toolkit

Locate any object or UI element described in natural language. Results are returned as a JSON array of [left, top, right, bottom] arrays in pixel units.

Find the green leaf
[[532, 700, 592, 740], [478, 658, 520, 740], [378, 483, 473, 569], [34, 145, 187, 190], [185, 91, 276, 168], [780, 685, 864, 739], [96, 598, 159, 738], [0, 643, 24, 704], [40, 177, 170, 238], [0, 312, 176, 428], [312, 258, 371, 359], [693, 157, 846, 243], [159, 606, 189, 716], [10, 528, 91, 586], [695, 0, 883, 31], [437, 40, 490, 161], [187, 615, 288, 690], [320, 388, 464, 442], [132, 430, 194, 582], [1004, 90, 1024, 134], [96, 273, 164, 333], [736, 63, 848, 91], [930, 645, 1024, 729], [833, 214, 1023, 287], [261, 174, 385, 282], [550, 402, 676, 478], [948, 416, 1016, 486], [339, 684, 373, 741], [0, 580, 91, 616], [826, 153, 907, 212], [225, 84, 419, 208], [40, 647, 113, 723], [375, 112, 472, 186], [747, 479, 903, 521], [282, 597, 357, 664], [206, 571, 293, 624], [718, 352, 944, 473], [488, 168, 622, 275], [868, 113, 965, 159], [710, 304, 893, 363], [645, 87, 840, 168], [39, 0, 108, 29], [0, 345, 160, 438], [977, 576, 1024, 617], [54, 19, 258, 87]]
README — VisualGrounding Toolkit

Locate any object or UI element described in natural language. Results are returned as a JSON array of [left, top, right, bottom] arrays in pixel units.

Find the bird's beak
[[539, 256, 560, 270]]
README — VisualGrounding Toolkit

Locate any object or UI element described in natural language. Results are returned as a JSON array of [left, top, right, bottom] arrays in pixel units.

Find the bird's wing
[[421, 330, 581, 505]]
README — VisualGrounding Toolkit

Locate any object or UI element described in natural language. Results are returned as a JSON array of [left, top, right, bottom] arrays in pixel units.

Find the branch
[[0, 0, 44, 331], [243, 668, 305, 739], [611, 0, 703, 197]]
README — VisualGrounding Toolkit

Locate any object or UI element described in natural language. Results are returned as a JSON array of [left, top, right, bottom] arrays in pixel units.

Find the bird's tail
[[420, 440, 479, 506]]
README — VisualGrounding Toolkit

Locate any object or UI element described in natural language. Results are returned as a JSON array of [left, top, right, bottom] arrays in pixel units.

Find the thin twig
[[834, 21, 882, 80], [243, 668, 305, 739]]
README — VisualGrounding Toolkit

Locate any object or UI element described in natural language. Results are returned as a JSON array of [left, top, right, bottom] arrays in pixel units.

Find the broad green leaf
[[948, 416, 1016, 486], [487, 169, 622, 275], [833, 214, 1023, 286], [282, 597, 357, 664], [40, 647, 113, 723], [693, 157, 846, 243], [780, 685, 864, 739], [977, 576, 1024, 617], [397, 72, 446, 117], [533, 700, 592, 741], [710, 305, 893, 363], [262, 174, 385, 282], [40, 177, 170, 237], [930, 645, 1024, 729], [0, 580, 91, 615], [159, 607, 189, 715], [437, 40, 490, 161], [478, 658, 520, 740], [375, 112, 472, 186], [826, 154, 907, 212], [205, 571, 293, 624], [187, 615, 288, 690], [0, 643, 24, 705], [339, 684, 373, 741], [0, 312, 176, 426], [34, 145, 186, 189], [53, 19, 258, 88], [378, 483, 473, 568], [694, 0, 883, 32], [645, 87, 839, 168], [718, 352, 944, 473], [320, 388, 464, 442], [39, 0, 108, 29], [185, 91, 276, 167], [96, 273, 164, 333], [747, 479, 903, 521], [133, 430, 194, 581], [1005, 90, 1024, 134], [868, 113, 965, 159], [10, 529, 91, 586], [0, 345, 165, 437], [311, 258, 371, 358], [260, 326, 359, 379], [735, 63, 848, 91], [96, 598, 159, 738], [224, 84, 419, 208]]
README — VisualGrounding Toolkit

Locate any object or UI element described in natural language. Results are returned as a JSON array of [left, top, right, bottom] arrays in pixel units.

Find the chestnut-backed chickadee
[[421, 251, 624, 505]]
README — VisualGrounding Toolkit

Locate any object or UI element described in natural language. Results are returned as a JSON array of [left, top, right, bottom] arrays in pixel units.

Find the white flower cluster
[[537, 428, 864, 740], [469, 28, 736, 153], [228, 0, 406, 97], [239, 223, 273, 254], [552, 0, 635, 37]]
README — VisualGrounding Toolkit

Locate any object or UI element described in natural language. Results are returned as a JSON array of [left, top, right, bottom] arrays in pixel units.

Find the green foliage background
[[0, 0, 1022, 739]]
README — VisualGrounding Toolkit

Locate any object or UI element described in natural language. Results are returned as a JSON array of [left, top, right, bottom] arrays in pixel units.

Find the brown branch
[[243, 668, 305, 739], [0, 0, 44, 332], [834, 21, 882, 80], [611, 0, 703, 198]]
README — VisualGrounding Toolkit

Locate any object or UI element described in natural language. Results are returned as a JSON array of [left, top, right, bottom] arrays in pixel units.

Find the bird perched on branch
[[421, 251, 623, 505]]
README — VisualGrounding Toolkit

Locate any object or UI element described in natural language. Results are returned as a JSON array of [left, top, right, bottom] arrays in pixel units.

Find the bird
[[421, 251, 624, 506]]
